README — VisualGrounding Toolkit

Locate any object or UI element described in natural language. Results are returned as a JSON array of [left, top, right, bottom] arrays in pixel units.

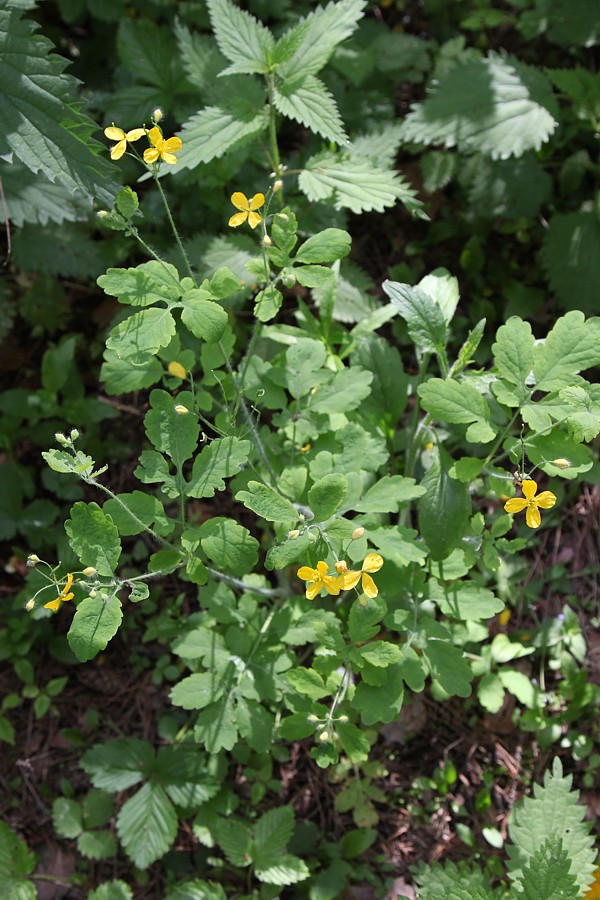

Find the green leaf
[[68, 595, 123, 663], [422, 639, 473, 697], [413, 859, 497, 899], [52, 798, 82, 838], [547, 67, 600, 124], [216, 819, 252, 867], [97, 261, 181, 307], [402, 53, 558, 159], [311, 367, 373, 413], [274, 76, 347, 145], [198, 517, 259, 574], [353, 334, 408, 421], [181, 290, 228, 343], [477, 673, 505, 713], [88, 880, 133, 900], [0, 820, 35, 900], [0, 7, 117, 207], [492, 316, 535, 405], [295, 228, 351, 264], [206, 0, 273, 75], [541, 212, 600, 315], [519, 835, 580, 900], [116, 18, 176, 87], [352, 663, 405, 725], [355, 641, 403, 668], [300, 151, 423, 215], [429, 580, 504, 620], [134, 450, 179, 497], [77, 830, 117, 861], [499, 670, 536, 708], [382, 280, 447, 356], [235, 482, 298, 522], [81, 738, 153, 791], [255, 853, 310, 886], [355, 475, 425, 513], [194, 701, 238, 753], [186, 437, 251, 499], [101, 349, 163, 395], [418, 378, 496, 443], [177, 101, 268, 169], [117, 782, 177, 869], [418, 268, 460, 325], [105, 307, 177, 362], [265, 533, 311, 571], [103, 491, 173, 537], [144, 389, 199, 468], [348, 595, 386, 644], [418, 458, 471, 561], [285, 339, 328, 399], [285, 667, 329, 700], [42, 448, 95, 478], [253, 806, 294, 865], [0, 160, 91, 227], [532, 311, 600, 391], [254, 285, 283, 323], [308, 474, 347, 521], [115, 186, 138, 220], [65, 501, 121, 576], [170, 673, 227, 711], [336, 722, 371, 763]]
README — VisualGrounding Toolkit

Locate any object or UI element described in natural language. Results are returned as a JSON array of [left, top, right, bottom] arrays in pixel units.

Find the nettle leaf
[[0, 820, 36, 900], [353, 335, 408, 422], [382, 280, 447, 356], [117, 782, 177, 869], [299, 151, 423, 215], [186, 437, 251, 498], [413, 859, 497, 899], [429, 580, 504, 620], [418, 378, 496, 443], [0, 7, 117, 207], [65, 502, 121, 575], [174, 21, 224, 91], [547, 67, 600, 124], [206, 0, 273, 75], [532, 311, 600, 391], [295, 228, 351, 264], [144, 390, 199, 468], [116, 18, 177, 88], [236, 481, 298, 522], [177, 101, 268, 169], [0, 160, 90, 227], [273, 76, 347, 145], [68, 595, 123, 663], [97, 262, 181, 307], [275, 0, 366, 83], [541, 211, 600, 315], [106, 308, 177, 362], [198, 517, 259, 574], [402, 52, 558, 159], [418, 457, 471, 561], [354, 475, 425, 513], [180, 289, 228, 343], [492, 316, 535, 405], [519, 835, 580, 900], [308, 474, 347, 521], [81, 738, 153, 791]]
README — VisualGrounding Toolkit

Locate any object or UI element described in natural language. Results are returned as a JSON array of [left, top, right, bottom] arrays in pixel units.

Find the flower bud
[[338, 714, 349, 723], [55, 432, 68, 445], [25, 598, 35, 611], [335, 560, 348, 573], [307, 531, 317, 543], [152, 108, 163, 123], [351, 527, 365, 541], [319, 731, 329, 742], [262, 234, 272, 246], [273, 179, 283, 192], [168, 361, 187, 379], [174, 404, 189, 415], [276, 213, 289, 222], [96, 210, 109, 219], [70, 429, 79, 442], [288, 529, 300, 540], [307, 714, 319, 723], [551, 458, 571, 470], [358, 594, 369, 608], [82, 567, 97, 577], [89, 590, 97, 598], [27, 554, 40, 567]]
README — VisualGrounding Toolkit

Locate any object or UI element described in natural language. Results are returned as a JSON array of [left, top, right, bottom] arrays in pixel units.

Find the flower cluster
[[298, 553, 384, 601], [104, 123, 182, 165]]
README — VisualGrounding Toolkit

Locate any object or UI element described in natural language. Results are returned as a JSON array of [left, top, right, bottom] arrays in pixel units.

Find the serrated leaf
[[402, 52, 558, 159], [532, 311, 600, 391], [254, 285, 283, 322], [275, 0, 366, 82], [181, 290, 228, 343], [186, 437, 251, 499], [206, 0, 273, 74], [382, 280, 448, 356], [308, 474, 347, 521], [170, 673, 228, 711], [77, 830, 117, 861], [418, 378, 496, 443], [52, 798, 82, 839], [413, 859, 497, 899], [285, 667, 329, 700], [541, 211, 600, 315], [253, 806, 294, 865], [101, 349, 163, 395], [88, 880, 133, 900], [0, 160, 90, 226], [194, 701, 238, 753], [216, 818, 252, 867], [0, 820, 35, 900], [81, 738, 153, 791], [105, 307, 177, 362], [65, 502, 121, 576], [235, 481, 298, 522], [174, 21, 224, 91], [116, 18, 177, 87], [265, 533, 311, 571], [520, 834, 580, 900], [274, 76, 347, 144], [67, 595, 123, 662], [492, 316, 535, 405], [97, 261, 181, 307], [255, 853, 310, 885], [117, 782, 177, 869], [311, 367, 373, 413], [356, 641, 403, 668], [177, 100, 268, 169]]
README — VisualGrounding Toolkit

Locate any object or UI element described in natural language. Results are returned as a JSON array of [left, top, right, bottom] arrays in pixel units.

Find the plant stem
[[153, 173, 197, 286]]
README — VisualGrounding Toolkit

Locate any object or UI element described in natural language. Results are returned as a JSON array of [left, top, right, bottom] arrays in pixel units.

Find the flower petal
[[306, 582, 321, 600], [228, 211, 248, 227], [525, 505, 541, 528], [61, 592, 75, 603], [249, 193, 265, 210], [247, 210, 262, 229], [160, 151, 178, 165], [44, 598, 62, 611], [163, 137, 182, 152], [110, 139, 127, 160], [297, 566, 317, 581], [340, 570, 361, 590], [64, 573, 74, 592], [504, 498, 528, 513], [521, 479, 537, 500], [125, 128, 146, 142], [104, 126, 125, 141], [535, 491, 557, 509], [231, 192, 250, 212], [361, 572, 378, 598], [144, 148, 160, 164], [316, 561, 329, 577], [362, 552, 384, 573], [147, 126, 163, 147], [322, 575, 342, 596]]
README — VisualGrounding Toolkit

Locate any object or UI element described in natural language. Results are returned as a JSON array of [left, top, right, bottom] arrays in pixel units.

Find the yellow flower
[[168, 361, 187, 379], [584, 868, 600, 899], [339, 553, 384, 598], [104, 124, 145, 160], [229, 192, 265, 229], [504, 479, 557, 529], [297, 561, 343, 601], [143, 126, 183, 165], [44, 573, 75, 612]]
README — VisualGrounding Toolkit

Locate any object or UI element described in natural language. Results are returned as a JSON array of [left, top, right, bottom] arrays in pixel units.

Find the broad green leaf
[[279, 713, 316, 741], [285, 339, 328, 399], [216, 819, 252, 868], [97, 261, 181, 307], [253, 806, 294, 864], [492, 317, 535, 404], [273, 76, 347, 145], [413, 859, 497, 899], [382, 280, 447, 356], [308, 474, 347, 521], [355, 641, 403, 668], [352, 663, 405, 725], [198, 517, 259, 574], [532, 310, 600, 391], [101, 349, 163, 395], [310, 367, 373, 413], [170, 673, 227, 711], [477, 673, 505, 713], [418, 268, 460, 325], [355, 475, 425, 513], [81, 738, 153, 791], [300, 151, 423, 215], [165, 881, 225, 900], [235, 482, 298, 522], [560, 385, 600, 443], [418, 459, 471, 561], [429, 580, 504, 620], [499, 670, 536, 707], [116, 18, 177, 87], [0, 160, 90, 227], [52, 798, 82, 838], [88, 880, 133, 900], [295, 228, 351, 264], [422, 639, 473, 697], [177, 102, 268, 168], [255, 854, 310, 885], [134, 450, 179, 497], [117, 782, 177, 869], [144, 389, 199, 469], [172, 625, 230, 667], [77, 830, 117, 861], [114, 186, 138, 219], [181, 290, 228, 343], [174, 21, 224, 91], [336, 722, 370, 763], [206, 0, 273, 75], [402, 53, 558, 159], [522, 431, 593, 478], [0, 7, 117, 207], [103, 491, 173, 537], [265, 533, 311, 571], [352, 335, 408, 421], [285, 667, 329, 700], [547, 67, 600, 124], [254, 285, 283, 322], [194, 701, 238, 753], [541, 211, 600, 315], [370, 525, 427, 567], [65, 501, 121, 575], [105, 307, 177, 362], [0, 820, 35, 900], [295, 267, 334, 290], [186, 437, 251, 498], [418, 378, 496, 443], [348, 595, 386, 644], [68, 595, 123, 662]]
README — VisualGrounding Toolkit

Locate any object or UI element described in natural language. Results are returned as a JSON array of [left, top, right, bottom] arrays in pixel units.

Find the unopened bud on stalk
[[288, 529, 300, 540], [273, 179, 283, 192], [351, 527, 365, 540], [82, 567, 97, 577], [152, 108, 163, 123], [262, 234, 272, 246], [319, 731, 329, 742], [174, 404, 189, 416], [335, 560, 348, 573], [25, 599, 35, 611], [70, 429, 79, 442], [307, 714, 319, 723], [551, 458, 571, 470], [55, 433, 68, 445], [276, 213, 289, 222], [97, 210, 109, 219], [27, 554, 40, 567], [338, 714, 349, 723]]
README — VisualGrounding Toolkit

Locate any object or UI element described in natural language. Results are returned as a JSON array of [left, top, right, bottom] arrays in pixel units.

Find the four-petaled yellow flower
[[143, 126, 183, 165], [44, 573, 75, 612], [104, 124, 145, 160], [339, 553, 384, 598], [229, 192, 265, 229], [297, 561, 343, 601], [504, 479, 557, 529]]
